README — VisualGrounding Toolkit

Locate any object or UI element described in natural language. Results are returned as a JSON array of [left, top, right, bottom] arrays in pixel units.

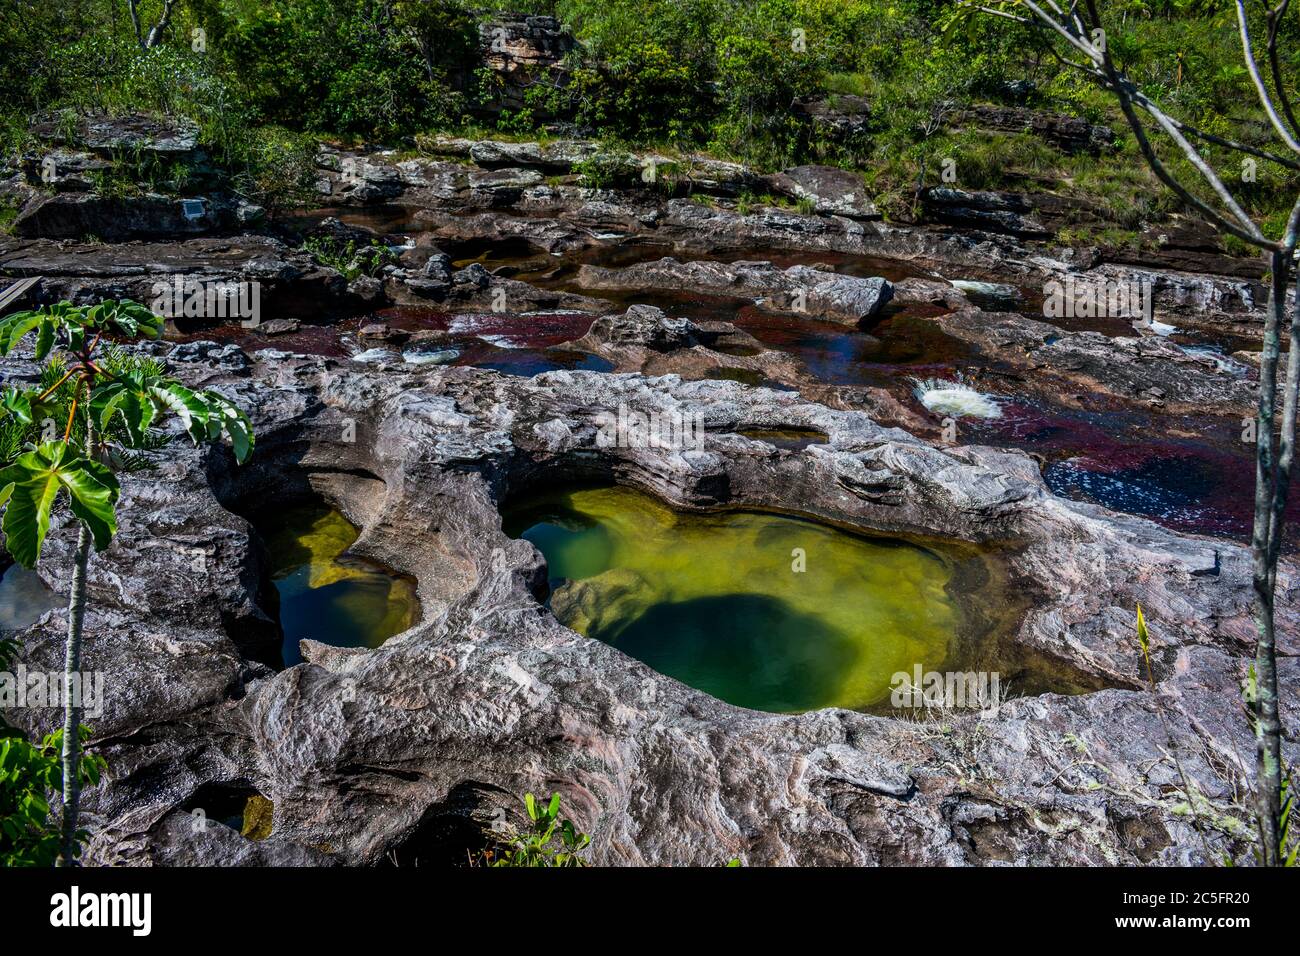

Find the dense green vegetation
[[2, 1, 1299, 241], [0, 636, 106, 867]]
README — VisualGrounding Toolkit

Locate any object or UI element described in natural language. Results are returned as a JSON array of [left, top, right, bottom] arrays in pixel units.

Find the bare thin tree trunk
[[126, 0, 145, 50], [144, 0, 178, 49], [58, 414, 95, 867], [58, 521, 90, 867], [1250, 251, 1289, 865]]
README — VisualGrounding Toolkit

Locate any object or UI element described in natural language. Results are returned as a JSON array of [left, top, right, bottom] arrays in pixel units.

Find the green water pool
[[505, 485, 970, 713], [262, 504, 418, 667]]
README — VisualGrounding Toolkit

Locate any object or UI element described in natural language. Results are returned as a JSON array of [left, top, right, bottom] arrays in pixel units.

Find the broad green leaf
[[63, 454, 120, 550], [148, 380, 210, 441], [202, 390, 255, 463], [0, 312, 43, 355], [0, 452, 63, 568], [0, 441, 119, 567], [118, 302, 163, 340], [0, 387, 34, 425], [34, 318, 54, 360], [64, 319, 86, 354], [91, 378, 156, 447]]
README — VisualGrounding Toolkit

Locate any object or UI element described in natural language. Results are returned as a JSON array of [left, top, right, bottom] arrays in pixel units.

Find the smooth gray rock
[[768, 165, 880, 219]]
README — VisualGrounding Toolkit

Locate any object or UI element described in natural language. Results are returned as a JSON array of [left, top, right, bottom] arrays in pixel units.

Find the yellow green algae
[[505, 485, 965, 713], [240, 795, 275, 841], [261, 504, 418, 667]]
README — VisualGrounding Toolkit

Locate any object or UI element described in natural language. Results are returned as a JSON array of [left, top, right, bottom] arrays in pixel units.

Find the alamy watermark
[[1042, 276, 1152, 322], [595, 403, 705, 452], [151, 277, 261, 328], [0, 666, 105, 719], [889, 665, 1002, 719]]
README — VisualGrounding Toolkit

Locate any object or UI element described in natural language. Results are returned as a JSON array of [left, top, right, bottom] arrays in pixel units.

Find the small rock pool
[[505, 485, 1004, 713], [260, 504, 418, 667]]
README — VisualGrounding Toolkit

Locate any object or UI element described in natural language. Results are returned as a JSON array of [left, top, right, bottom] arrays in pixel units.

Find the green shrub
[[0, 726, 105, 867], [481, 792, 591, 867], [303, 236, 395, 280]]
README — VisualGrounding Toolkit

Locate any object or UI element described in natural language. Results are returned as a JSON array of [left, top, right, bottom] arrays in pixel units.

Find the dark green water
[[262, 504, 418, 667], [506, 486, 966, 713]]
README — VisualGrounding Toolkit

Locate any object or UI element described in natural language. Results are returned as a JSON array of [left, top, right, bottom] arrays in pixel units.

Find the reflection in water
[[473, 348, 614, 376], [506, 486, 963, 712], [730, 303, 973, 389], [261, 505, 418, 667]]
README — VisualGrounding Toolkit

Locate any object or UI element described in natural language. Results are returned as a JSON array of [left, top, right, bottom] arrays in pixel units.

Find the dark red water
[[729, 302, 973, 389], [176, 307, 611, 377], [185, 215, 1280, 544], [371, 306, 598, 349], [956, 397, 1294, 544]]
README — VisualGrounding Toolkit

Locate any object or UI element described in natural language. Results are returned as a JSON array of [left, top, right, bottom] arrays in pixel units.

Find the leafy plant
[[0, 298, 253, 865], [303, 236, 395, 281], [481, 792, 591, 867], [0, 726, 105, 868]]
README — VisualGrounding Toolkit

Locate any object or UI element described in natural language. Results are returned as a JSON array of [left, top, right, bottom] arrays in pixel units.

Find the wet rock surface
[[2, 123, 1294, 868], [0, 235, 349, 318], [577, 257, 893, 324], [933, 307, 1259, 416], [2, 341, 1294, 867]]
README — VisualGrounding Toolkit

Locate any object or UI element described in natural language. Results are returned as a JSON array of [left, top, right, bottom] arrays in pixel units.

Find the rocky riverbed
[[1, 116, 1297, 866], [0, 337, 1292, 865]]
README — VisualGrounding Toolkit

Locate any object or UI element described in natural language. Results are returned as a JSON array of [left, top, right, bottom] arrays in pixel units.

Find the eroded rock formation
[[2, 338, 1293, 866]]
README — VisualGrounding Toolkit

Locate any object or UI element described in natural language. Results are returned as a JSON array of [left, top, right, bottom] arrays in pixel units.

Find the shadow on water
[[256, 502, 418, 667], [504, 483, 1111, 714], [600, 594, 857, 713]]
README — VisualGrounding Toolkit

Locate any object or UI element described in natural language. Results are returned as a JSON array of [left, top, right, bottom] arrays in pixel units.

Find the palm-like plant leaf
[[0, 441, 120, 567], [200, 389, 254, 463], [0, 298, 165, 359], [0, 387, 35, 425], [90, 374, 158, 447], [145, 379, 209, 441]]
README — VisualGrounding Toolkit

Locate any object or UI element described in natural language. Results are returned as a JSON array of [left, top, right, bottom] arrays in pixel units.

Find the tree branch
[[1266, 0, 1300, 141], [126, 0, 145, 51], [1237, 0, 1300, 154]]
